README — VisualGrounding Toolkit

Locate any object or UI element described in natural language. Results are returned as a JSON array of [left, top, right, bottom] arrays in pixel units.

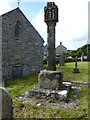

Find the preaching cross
[[44, 2, 58, 71]]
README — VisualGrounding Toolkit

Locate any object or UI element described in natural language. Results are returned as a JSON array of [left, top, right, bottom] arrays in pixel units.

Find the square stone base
[[38, 70, 63, 90]]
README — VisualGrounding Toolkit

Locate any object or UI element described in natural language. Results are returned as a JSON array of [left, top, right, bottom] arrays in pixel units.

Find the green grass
[[5, 73, 38, 99], [5, 62, 88, 99], [5, 62, 89, 119], [43, 61, 88, 81], [57, 62, 88, 81], [13, 85, 88, 119]]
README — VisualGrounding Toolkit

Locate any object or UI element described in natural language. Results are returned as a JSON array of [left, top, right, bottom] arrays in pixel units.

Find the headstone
[[73, 57, 80, 73], [81, 52, 84, 62], [87, 52, 90, 61], [44, 2, 58, 71], [0, 86, 13, 119], [59, 54, 64, 66]]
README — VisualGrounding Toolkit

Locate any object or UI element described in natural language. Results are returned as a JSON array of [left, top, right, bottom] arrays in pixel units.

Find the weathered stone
[[81, 52, 84, 62], [38, 70, 63, 90], [0, 86, 13, 119], [44, 2, 58, 71], [62, 82, 72, 91], [72, 87, 81, 96], [1, 8, 44, 79], [59, 54, 65, 66], [57, 90, 68, 101], [73, 57, 80, 73], [87, 52, 90, 61]]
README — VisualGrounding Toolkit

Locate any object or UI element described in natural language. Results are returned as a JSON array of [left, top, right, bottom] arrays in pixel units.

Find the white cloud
[[0, 0, 89, 49], [0, 0, 12, 15], [32, 9, 47, 44], [33, 0, 89, 50]]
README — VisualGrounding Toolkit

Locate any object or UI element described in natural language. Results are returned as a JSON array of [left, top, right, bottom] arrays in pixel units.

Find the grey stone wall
[[2, 8, 44, 79]]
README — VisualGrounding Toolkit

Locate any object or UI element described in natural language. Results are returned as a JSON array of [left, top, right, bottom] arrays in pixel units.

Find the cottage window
[[15, 21, 21, 39]]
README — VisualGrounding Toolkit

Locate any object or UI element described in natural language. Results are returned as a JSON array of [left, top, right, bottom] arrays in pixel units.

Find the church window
[[15, 21, 21, 39]]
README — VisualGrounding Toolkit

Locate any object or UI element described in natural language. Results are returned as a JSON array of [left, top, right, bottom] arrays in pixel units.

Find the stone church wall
[[2, 8, 44, 79]]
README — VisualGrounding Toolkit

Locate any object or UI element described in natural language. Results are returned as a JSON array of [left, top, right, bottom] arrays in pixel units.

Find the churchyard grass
[[5, 73, 38, 99], [57, 61, 88, 81], [13, 85, 88, 118], [44, 61, 88, 81], [5, 61, 89, 119]]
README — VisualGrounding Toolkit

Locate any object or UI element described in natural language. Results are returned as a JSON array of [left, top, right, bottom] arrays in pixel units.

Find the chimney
[[60, 42, 62, 45]]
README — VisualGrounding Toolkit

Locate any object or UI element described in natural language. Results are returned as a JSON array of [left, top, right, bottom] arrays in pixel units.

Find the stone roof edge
[[56, 44, 67, 49], [1, 7, 44, 43]]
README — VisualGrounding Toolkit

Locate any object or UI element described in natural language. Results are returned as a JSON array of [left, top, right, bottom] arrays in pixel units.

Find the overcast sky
[[0, 0, 89, 50]]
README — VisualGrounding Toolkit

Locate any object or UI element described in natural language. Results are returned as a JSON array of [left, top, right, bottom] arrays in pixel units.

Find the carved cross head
[[44, 2, 58, 23]]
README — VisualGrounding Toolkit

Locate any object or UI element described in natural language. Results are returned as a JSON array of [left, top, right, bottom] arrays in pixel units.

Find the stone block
[[38, 70, 63, 90], [62, 82, 72, 91], [0, 86, 13, 119]]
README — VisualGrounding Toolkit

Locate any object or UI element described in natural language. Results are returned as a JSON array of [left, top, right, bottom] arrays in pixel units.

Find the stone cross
[[75, 56, 77, 69], [44, 2, 58, 71], [73, 56, 80, 73], [0, 86, 13, 119]]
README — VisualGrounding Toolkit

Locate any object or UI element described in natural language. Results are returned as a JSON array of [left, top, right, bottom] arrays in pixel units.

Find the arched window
[[15, 21, 21, 39]]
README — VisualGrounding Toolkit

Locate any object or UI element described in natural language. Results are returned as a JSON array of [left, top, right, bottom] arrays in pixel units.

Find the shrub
[[65, 57, 74, 62], [43, 57, 47, 64]]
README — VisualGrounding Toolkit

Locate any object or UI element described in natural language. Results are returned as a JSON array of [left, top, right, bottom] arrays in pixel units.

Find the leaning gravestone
[[59, 54, 65, 66], [0, 86, 13, 119]]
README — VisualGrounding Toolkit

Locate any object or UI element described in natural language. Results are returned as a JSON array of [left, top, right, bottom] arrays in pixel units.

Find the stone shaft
[[47, 23, 56, 70], [75, 57, 77, 69]]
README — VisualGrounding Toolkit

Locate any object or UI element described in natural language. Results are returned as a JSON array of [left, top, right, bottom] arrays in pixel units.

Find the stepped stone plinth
[[38, 70, 63, 90]]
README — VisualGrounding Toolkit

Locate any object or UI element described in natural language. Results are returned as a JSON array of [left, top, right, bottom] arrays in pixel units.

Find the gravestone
[[0, 86, 13, 119], [87, 52, 90, 61], [59, 54, 65, 66], [73, 57, 80, 73], [81, 52, 84, 62]]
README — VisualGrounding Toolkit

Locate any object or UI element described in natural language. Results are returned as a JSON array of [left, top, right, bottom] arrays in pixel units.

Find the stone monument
[[44, 2, 58, 71], [38, 2, 63, 90], [73, 56, 80, 73], [59, 54, 65, 66], [0, 86, 13, 119], [87, 52, 90, 61], [29, 2, 74, 102], [81, 52, 84, 62]]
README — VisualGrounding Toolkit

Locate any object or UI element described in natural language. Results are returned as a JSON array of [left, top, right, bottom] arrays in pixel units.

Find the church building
[[1, 7, 44, 79]]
